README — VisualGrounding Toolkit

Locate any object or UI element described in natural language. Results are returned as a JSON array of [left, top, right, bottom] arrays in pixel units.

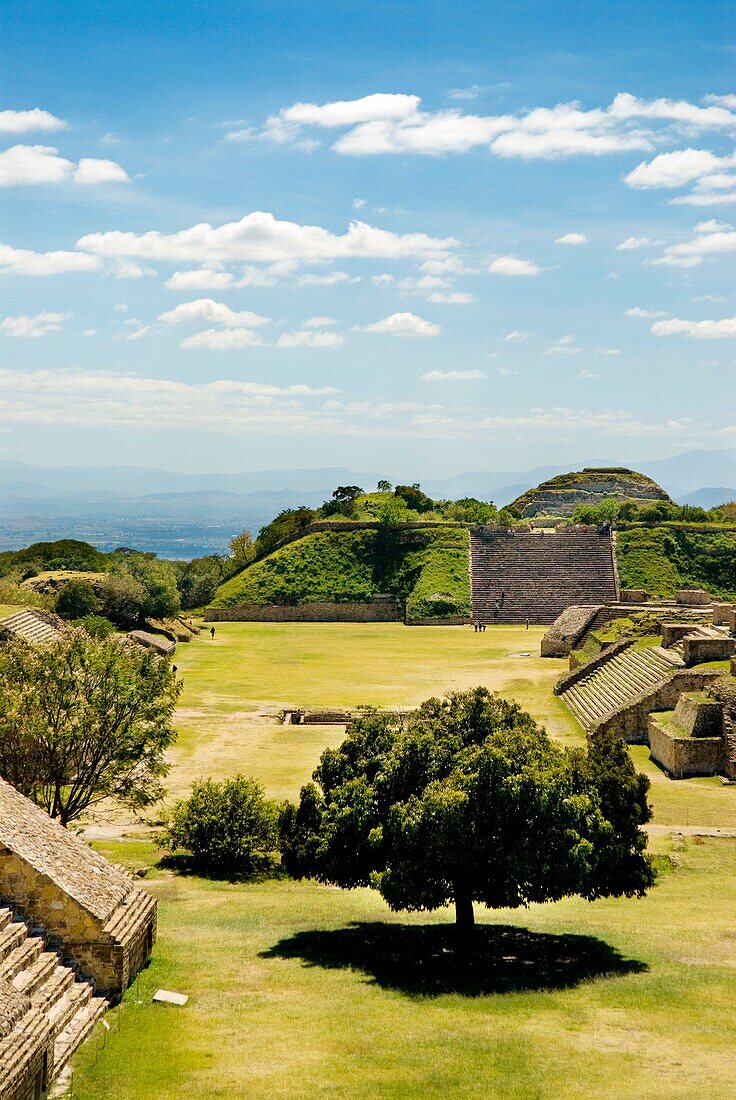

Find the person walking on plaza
[[210, 626, 216, 640]]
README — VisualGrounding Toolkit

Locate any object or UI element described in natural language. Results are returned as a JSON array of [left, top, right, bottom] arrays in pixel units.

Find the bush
[[161, 775, 279, 875], [55, 579, 99, 620], [99, 571, 148, 629], [73, 613, 116, 638]]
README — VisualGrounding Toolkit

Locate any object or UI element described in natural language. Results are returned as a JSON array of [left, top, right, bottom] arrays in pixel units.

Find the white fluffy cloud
[[421, 369, 484, 380], [545, 335, 581, 355], [303, 316, 337, 327], [626, 307, 669, 319], [0, 244, 102, 276], [656, 222, 736, 267], [360, 312, 441, 337], [76, 212, 455, 267], [244, 91, 736, 160], [427, 291, 476, 303], [0, 145, 73, 186], [624, 148, 730, 189], [280, 93, 420, 129], [276, 330, 345, 348], [0, 311, 70, 337], [157, 298, 269, 328], [165, 269, 236, 290], [0, 109, 68, 134], [488, 254, 541, 276], [616, 236, 656, 250], [651, 316, 736, 338], [73, 158, 130, 185], [0, 144, 129, 187], [179, 328, 263, 349], [555, 232, 588, 245]]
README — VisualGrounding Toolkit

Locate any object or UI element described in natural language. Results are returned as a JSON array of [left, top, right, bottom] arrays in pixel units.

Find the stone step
[[0, 907, 13, 932], [0, 934, 42, 982], [48, 978, 94, 1038], [0, 919, 27, 962], [11, 949, 59, 997], [32, 961, 76, 1013], [54, 995, 108, 1074]]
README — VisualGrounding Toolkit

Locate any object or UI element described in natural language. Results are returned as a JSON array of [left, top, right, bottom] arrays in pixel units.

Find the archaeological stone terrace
[[0, 777, 156, 997]]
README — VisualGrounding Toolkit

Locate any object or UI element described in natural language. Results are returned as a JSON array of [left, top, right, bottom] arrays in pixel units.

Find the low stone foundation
[[676, 588, 711, 606], [648, 716, 724, 778], [206, 597, 402, 623], [712, 602, 735, 627], [682, 634, 735, 667]]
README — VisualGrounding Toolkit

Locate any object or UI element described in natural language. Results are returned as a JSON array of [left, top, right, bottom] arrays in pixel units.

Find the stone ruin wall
[[206, 598, 402, 623], [0, 846, 156, 996], [596, 668, 722, 743], [647, 719, 725, 778]]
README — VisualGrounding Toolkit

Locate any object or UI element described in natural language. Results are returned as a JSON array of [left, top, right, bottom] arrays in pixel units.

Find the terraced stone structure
[[510, 467, 671, 519], [0, 777, 156, 998], [556, 641, 720, 741], [0, 974, 53, 1100], [0, 609, 67, 647], [648, 693, 734, 779], [470, 527, 618, 625]]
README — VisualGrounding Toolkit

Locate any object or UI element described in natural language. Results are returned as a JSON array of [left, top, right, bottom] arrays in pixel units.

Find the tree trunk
[[454, 889, 474, 949]]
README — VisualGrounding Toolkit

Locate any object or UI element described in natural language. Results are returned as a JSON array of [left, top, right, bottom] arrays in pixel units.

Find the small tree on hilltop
[[0, 630, 180, 825], [280, 688, 653, 944], [376, 480, 392, 493], [229, 529, 254, 566]]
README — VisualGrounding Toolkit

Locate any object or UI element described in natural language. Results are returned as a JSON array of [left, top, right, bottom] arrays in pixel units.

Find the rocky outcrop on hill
[[511, 467, 671, 518]]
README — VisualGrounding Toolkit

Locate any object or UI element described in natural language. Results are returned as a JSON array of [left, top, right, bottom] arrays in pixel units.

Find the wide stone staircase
[[470, 529, 618, 624], [561, 645, 683, 731], [0, 905, 107, 1083]]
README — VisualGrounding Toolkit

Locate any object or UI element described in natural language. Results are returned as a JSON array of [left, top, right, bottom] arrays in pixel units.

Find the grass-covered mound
[[212, 526, 471, 622], [616, 526, 736, 599], [512, 467, 670, 519]]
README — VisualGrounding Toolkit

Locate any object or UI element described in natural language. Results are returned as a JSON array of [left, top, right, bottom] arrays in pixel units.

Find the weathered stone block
[[648, 713, 725, 777], [672, 693, 723, 737]]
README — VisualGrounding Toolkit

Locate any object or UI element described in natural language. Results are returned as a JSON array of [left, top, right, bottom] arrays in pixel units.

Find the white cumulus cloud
[[421, 369, 484, 380], [555, 232, 588, 245], [180, 328, 263, 349], [0, 144, 129, 187], [158, 298, 270, 328], [488, 254, 541, 276], [73, 158, 130, 185], [0, 109, 68, 133], [651, 316, 736, 338], [276, 330, 345, 348], [360, 312, 441, 337], [0, 243, 102, 276], [76, 212, 455, 266], [0, 311, 71, 337]]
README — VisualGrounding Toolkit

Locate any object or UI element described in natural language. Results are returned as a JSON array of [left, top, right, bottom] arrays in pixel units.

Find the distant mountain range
[[1, 449, 734, 558]]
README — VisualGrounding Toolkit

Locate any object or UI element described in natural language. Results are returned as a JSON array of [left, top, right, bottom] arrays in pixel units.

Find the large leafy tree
[[280, 688, 653, 941], [0, 630, 180, 825]]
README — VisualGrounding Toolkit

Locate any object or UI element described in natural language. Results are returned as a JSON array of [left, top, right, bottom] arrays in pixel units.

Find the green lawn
[[74, 835, 736, 1099], [72, 622, 736, 1098]]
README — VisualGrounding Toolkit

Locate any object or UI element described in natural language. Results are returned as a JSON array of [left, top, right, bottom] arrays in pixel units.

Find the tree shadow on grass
[[156, 852, 286, 883], [260, 921, 646, 997]]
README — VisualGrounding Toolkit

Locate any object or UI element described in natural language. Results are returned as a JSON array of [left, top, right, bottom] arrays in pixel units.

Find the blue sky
[[1, 0, 734, 477]]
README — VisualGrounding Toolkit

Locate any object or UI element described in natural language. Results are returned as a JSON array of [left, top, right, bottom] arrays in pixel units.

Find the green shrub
[[99, 572, 148, 629], [73, 614, 116, 638], [161, 775, 279, 875], [55, 579, 99, 620]]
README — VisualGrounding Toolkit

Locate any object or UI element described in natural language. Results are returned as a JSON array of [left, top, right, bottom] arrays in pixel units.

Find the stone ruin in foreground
[[0, 777, 156, 1099]]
